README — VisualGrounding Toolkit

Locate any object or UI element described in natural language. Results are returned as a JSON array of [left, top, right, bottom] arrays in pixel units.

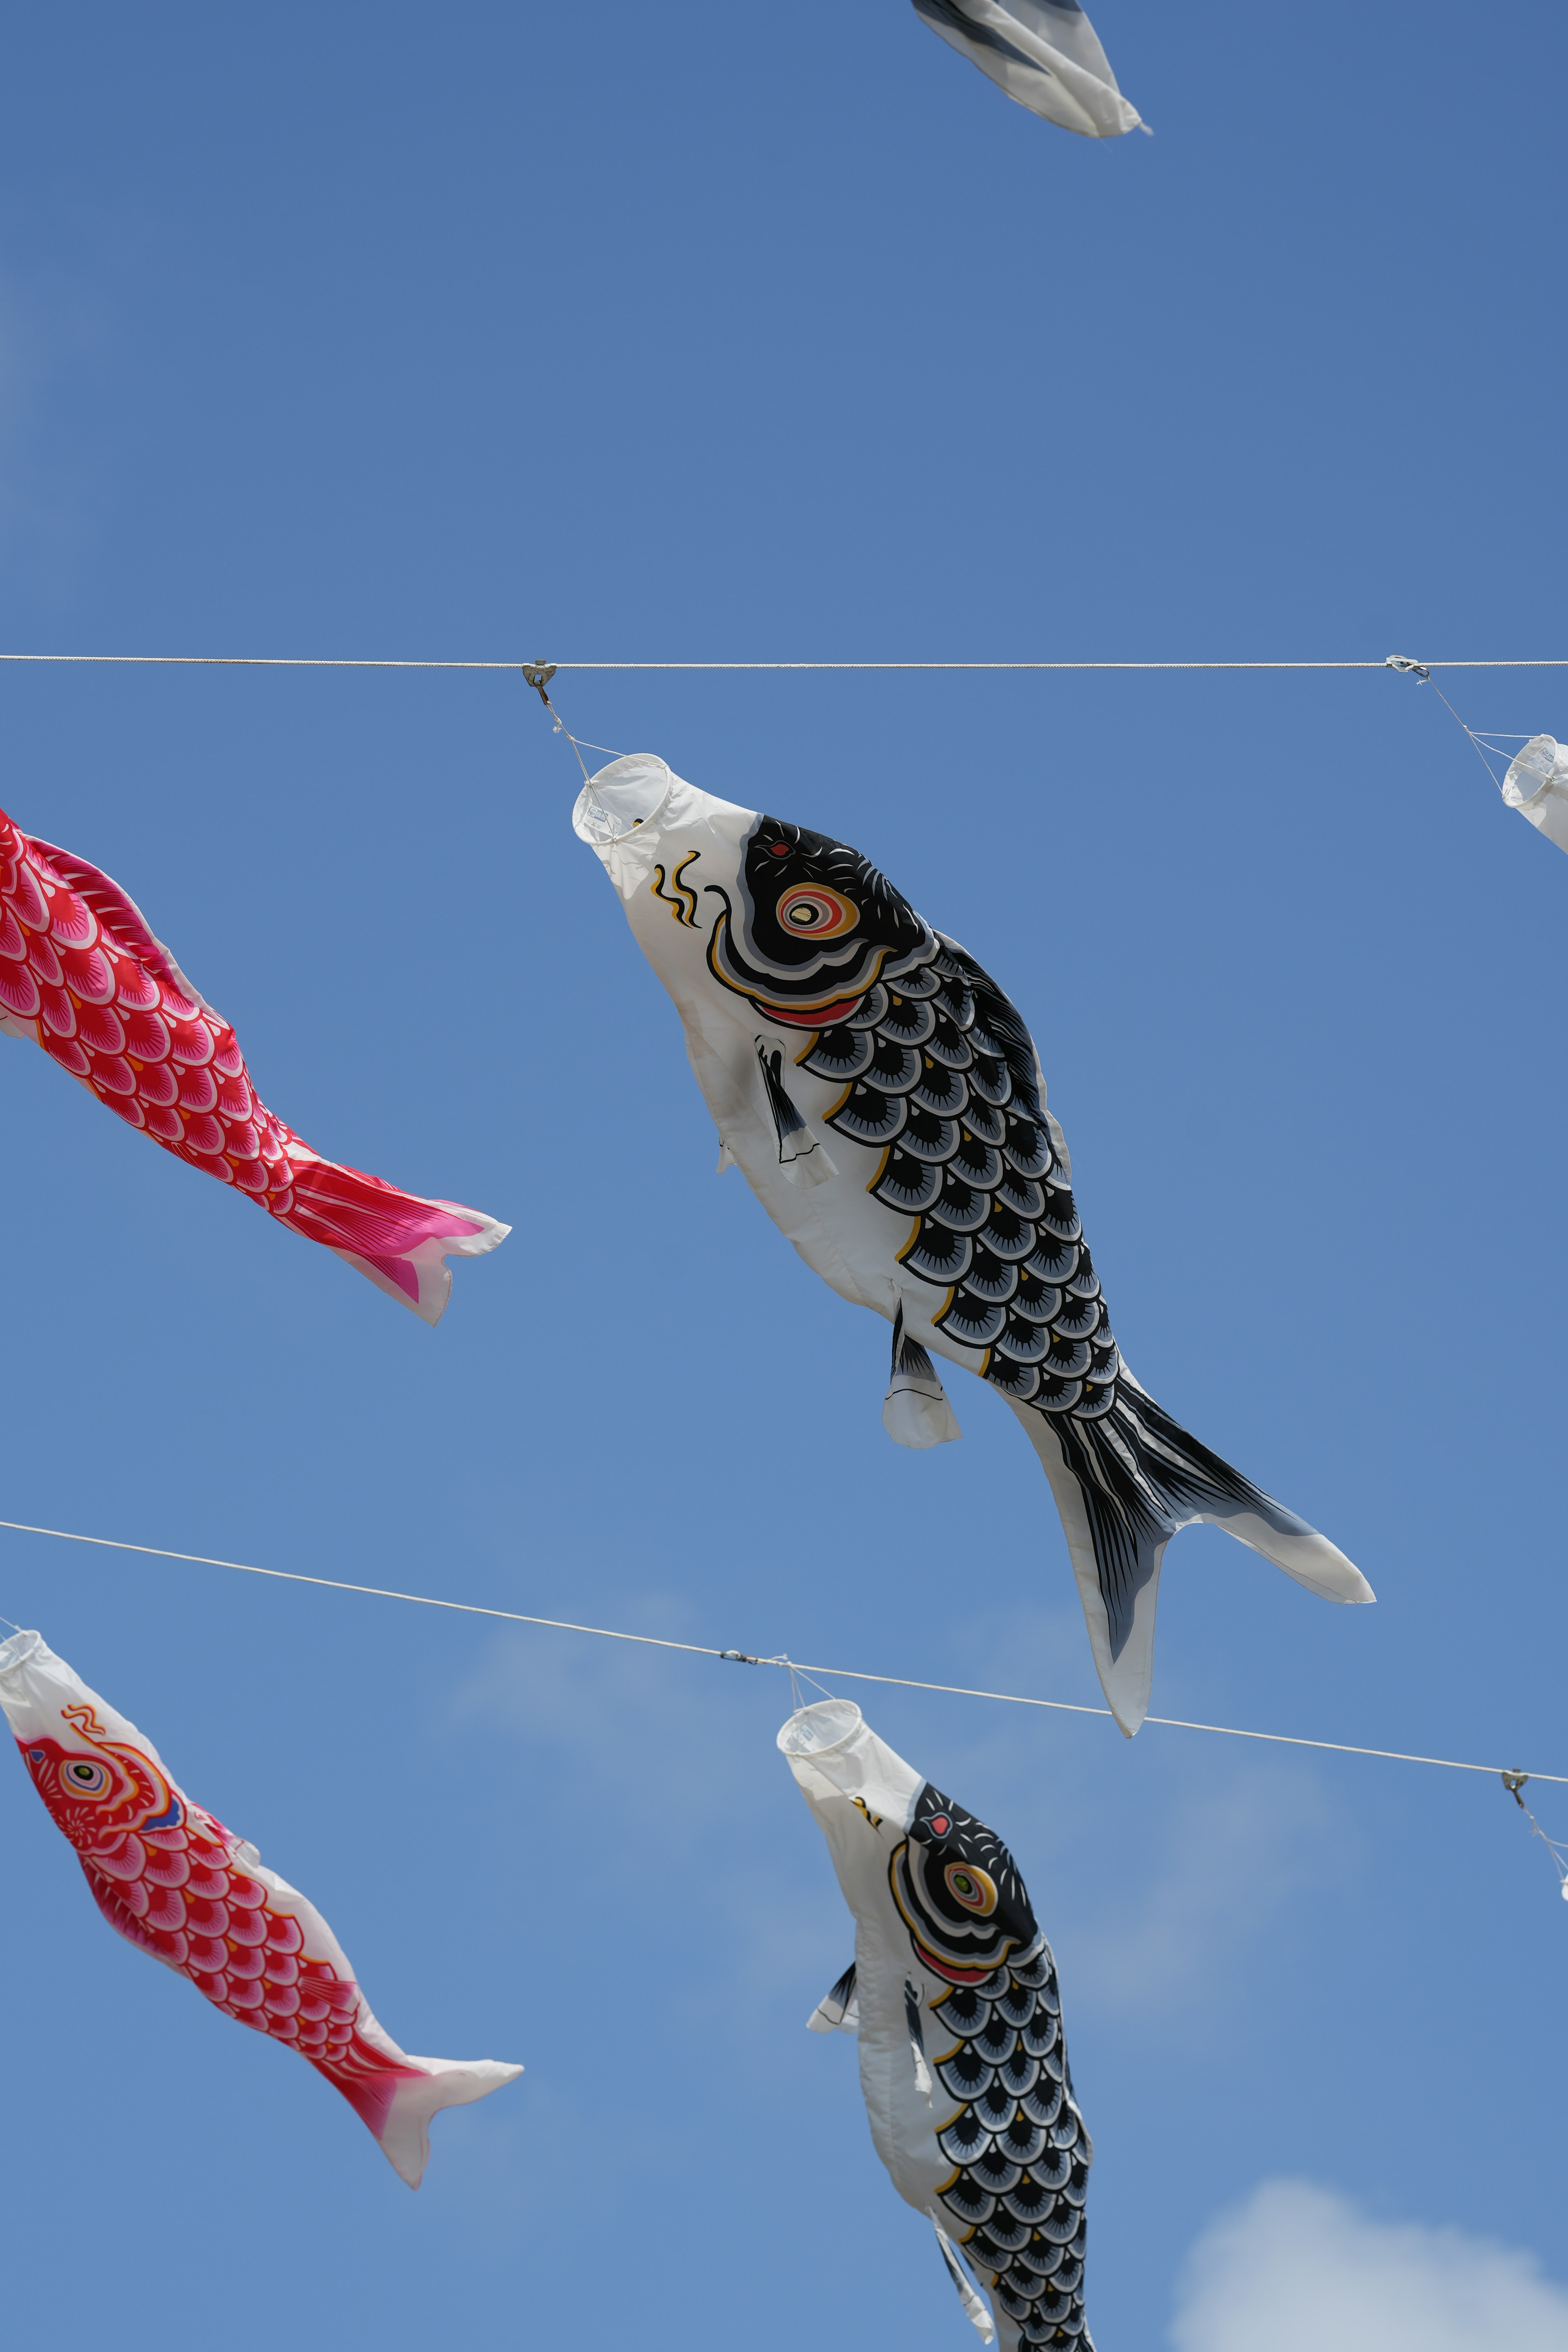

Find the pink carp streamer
[[0, 806, 508, 1321], [0, 1629, 522, 2185]]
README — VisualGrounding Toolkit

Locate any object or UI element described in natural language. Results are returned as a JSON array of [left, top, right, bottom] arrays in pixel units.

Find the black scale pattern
[[696, 812, 1310, 1668], [799, 931, 1286, 1658], [801, 936, 1120, 1421], [929, 1944, 1095, 2347]]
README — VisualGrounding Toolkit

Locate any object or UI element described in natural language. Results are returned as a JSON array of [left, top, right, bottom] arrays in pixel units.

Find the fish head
[[707, 815, 935, 1031], [19, 1707, 183, 1852], [575, 758, 934, 1032], [889, 1782, 1039, 1985]]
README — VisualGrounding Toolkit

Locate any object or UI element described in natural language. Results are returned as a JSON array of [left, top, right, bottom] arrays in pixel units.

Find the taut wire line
[[0, 653, 529, 670], [2, 1517, 1561, 1789], [1, 653, 1567, 674]]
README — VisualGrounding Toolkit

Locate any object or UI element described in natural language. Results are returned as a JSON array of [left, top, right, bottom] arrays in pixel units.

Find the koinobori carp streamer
[[781, 1698, 1094, 2348], [910, 0, 1144, 140], [0, 805, 507, 1322], [0, 1629, 522, 2185], [575, 755, 1372, 1733]]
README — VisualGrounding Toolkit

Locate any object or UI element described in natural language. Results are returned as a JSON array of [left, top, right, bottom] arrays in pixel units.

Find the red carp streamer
[[0, 1629, 522, 2184], [0, 806, 507, 1320]]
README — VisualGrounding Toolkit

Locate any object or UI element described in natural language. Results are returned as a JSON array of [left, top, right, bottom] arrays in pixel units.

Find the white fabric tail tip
[[806, 1996, 860, 2034], [378, 2056, 524, 2189], [781, 1138, 837, 1189], [932, 2221, 996, 2342], [807, 1963, 860, 2034], [883, 1380, 962, 1449]]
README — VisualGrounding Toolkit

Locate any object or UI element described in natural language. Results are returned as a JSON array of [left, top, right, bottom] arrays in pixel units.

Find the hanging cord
[[1388, 654, 1528, 795], [782, 1656, 840, 1717], [521, 662, 588, 785], [1502, 1772, 1568, 1898], [521, 661, 626, 782], [1, 1516, 1563, 1787]]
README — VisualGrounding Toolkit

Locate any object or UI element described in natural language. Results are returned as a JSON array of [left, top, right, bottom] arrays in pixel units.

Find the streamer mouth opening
[[776, 1697, 862, 1757], [0, 1628, 43, 1676], [572, 755, 673, 846], [1503, 735, 1562, 811]]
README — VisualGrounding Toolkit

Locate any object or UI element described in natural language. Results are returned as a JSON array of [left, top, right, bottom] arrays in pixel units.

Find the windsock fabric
[[911, 0, 1143, 138], [1502, 736, 1568, 854], [0, 1630, 523, 2185], [575, 755, 1371, 1734], [0, 806, 508, 1322], [781, 1699, 1093, 2350]]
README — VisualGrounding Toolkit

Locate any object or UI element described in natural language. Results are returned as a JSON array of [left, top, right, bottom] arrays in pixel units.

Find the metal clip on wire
[[1385, 655, 1431, 681], [521, 660, 566, 735], [1503, 1769, 1530, 1807]]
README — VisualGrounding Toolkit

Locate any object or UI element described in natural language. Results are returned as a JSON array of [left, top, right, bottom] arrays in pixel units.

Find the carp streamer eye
[[944, 1862, 999, 1915], [776, 884, 859, 940], [62, 1757, 111, 1797]]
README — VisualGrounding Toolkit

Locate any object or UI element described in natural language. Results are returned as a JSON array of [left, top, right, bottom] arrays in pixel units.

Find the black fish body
[[783, 1698, 1094, 2348], [577, 755, 1372, 1732]]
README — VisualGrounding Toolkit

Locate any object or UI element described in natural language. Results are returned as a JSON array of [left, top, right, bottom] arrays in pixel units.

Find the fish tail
[[271, 1153, 509, 1325], [337, 2056, 525, 2189], [1006, 1372, 1373, 1736]]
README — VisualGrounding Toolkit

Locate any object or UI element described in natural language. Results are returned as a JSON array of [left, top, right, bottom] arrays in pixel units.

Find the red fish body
[[0, 806, 507, 1321], [0, 1629, 522, 2185]]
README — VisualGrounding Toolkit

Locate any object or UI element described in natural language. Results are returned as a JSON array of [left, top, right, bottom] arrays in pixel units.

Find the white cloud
[[1172, 2180, 1568, 2352]]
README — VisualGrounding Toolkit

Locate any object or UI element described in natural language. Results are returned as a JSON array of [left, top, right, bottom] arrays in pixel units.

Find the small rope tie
[[1386, 654, 1517, 792], [1502, 1773, 1568, 1898], [522, 660, 628, 784]]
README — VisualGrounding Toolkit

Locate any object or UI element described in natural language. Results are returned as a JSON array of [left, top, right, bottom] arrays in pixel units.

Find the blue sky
[[2, 4, 1566, 2345]]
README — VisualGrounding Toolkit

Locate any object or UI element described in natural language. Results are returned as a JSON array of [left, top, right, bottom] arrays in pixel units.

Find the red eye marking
[[929, 1815, 951, 1836], [769, 844, 789, 857]]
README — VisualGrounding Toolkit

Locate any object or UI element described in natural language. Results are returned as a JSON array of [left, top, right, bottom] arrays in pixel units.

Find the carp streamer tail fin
[[360, 2056, 526, 2189], [1007, 1372, 1372, 1736], [277, 1157, 510, 1326]]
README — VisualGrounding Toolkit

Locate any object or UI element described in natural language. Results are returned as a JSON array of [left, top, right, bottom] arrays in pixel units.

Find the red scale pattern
[[23, 1728, 419, 2132], [90, 1833, 373, 2079], [0, 805, 498, 1311]]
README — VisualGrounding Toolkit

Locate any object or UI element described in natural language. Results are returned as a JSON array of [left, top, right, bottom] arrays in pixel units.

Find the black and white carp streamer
[[575, 755, 1373, 1735], [782, 1698, 1094, 2348], [910, 0, 1144, 139]]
